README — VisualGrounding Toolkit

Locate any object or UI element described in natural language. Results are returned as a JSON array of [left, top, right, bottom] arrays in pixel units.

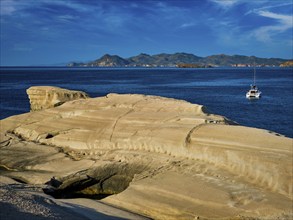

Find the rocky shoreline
[[0, 176, 150, 220], [0, 86, 292, 219]]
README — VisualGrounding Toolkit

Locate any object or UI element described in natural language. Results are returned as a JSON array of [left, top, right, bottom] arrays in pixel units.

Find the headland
[[0, 86, 292, 220]]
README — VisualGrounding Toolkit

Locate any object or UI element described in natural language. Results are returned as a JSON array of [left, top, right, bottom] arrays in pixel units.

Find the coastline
[[1, 67, 292, 138], [0, 176, 150, 220], [0, 87, 292, 219]]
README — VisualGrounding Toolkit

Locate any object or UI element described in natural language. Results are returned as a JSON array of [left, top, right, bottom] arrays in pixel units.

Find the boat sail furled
[[246, 65, 261, 99]]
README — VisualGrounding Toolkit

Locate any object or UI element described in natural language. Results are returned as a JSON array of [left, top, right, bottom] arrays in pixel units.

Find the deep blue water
[[0, 67, 292, 138]]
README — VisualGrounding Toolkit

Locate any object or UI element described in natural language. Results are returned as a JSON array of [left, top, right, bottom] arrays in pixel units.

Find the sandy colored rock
[[0, 176, 149, 220], [0, 88, 292, 220], [26, 86, 89, 111]]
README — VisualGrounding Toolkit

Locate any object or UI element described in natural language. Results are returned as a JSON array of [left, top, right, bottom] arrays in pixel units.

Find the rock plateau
[[0, 86, 292, 220]]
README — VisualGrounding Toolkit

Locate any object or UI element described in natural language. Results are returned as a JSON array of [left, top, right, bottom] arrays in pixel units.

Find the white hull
[[246, 89, 261, 99]]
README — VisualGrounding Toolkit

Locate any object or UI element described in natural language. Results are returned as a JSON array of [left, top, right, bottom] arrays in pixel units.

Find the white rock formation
[[0, 87, 292, 220], [26, 86, 89, 111]]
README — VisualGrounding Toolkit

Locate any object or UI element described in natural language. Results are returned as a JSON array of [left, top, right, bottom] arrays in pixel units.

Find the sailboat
[[246, 64, 261, 99]]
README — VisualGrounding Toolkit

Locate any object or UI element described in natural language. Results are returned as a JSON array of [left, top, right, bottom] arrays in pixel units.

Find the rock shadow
[[43, 162, 146, 200]]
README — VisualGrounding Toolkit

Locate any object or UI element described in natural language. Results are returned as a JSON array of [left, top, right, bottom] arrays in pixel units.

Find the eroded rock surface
[[1, 88, 292, 220], [26, 86, 89, 111]]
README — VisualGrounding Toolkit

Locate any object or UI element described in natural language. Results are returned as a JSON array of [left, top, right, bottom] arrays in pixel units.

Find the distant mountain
[[202, 54, 287, 67], [87, 54, 130, 67], [127, 52, 203, 67], [68, 53, 289, 67], [128, 53, 156, 66], [154, 53, 203, 66]]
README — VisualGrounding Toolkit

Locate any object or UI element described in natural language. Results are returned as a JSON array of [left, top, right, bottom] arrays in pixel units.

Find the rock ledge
[[26, 86, 89, 111]]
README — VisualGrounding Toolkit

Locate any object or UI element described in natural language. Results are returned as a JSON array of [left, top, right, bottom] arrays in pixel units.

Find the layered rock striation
[[26, 86, 89, 111], [0, 86, 292, 220]]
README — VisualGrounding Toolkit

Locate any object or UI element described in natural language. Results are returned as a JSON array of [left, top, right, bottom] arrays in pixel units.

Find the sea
[[0, 67, 292, 138]]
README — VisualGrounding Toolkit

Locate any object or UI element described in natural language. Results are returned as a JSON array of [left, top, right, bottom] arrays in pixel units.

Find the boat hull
[[246, 91, 261, 99]]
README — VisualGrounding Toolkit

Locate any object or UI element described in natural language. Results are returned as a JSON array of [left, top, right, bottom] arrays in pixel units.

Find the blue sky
[[0, 0, 292, 66]]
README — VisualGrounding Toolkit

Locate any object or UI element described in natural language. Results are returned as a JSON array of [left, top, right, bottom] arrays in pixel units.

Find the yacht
[[246, 85, 261, 99], [246, 65, 261, 99]]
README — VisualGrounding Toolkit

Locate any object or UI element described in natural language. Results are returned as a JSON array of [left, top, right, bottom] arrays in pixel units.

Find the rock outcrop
[[280, 60, 293, 67], [26, 86, 89, 111], [1, 87, 292, 220]]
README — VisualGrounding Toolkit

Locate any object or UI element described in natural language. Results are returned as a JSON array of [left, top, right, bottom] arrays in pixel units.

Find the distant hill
[[88, 54, 130, 67], [202, 54, 288, 67], [68, 53, 289, 67], [127, 53, 156, 66]]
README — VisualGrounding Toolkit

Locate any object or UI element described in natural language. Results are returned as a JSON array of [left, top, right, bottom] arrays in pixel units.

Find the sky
[[0, 0, 292, 66]]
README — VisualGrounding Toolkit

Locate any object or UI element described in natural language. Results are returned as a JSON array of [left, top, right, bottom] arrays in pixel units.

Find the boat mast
[[253, 61, 256, 86], [253, 62, 255, 86]]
